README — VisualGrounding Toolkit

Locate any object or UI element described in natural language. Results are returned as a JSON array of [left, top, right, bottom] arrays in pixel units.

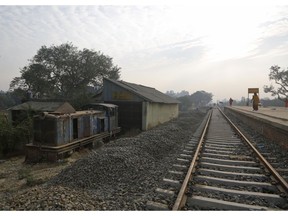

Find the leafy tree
[[190, 91, 213, 107], [177, 95, 191, 111], [263, 65, 288, 102], [166, 90, 189, 98], [178, 90, 213, 110], [166, 90, 176, 97], [233, 97, 247, 106], [260, 98, 285, 107], [178, 90, 189, 97], [0, 91, 20, 109], [10, 42, 121, 105]]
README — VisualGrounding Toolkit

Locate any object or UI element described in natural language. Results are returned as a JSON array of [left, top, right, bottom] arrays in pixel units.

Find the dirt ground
[[0, 149, 91, 194], [0, 128, 142, 195]]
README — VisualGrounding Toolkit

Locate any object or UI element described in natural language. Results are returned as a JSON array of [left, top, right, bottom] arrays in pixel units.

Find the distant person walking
[[252, 93, 260, 111], [229, 98, 233, 106]]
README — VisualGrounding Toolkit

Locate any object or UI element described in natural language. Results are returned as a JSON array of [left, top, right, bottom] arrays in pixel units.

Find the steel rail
[[172, 109, 213, 210], [218, 106, 288, 193]]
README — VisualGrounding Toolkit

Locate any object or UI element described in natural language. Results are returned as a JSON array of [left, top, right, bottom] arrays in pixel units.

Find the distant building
[[103, 78, 180, 131], [7, 101, 75, 124]]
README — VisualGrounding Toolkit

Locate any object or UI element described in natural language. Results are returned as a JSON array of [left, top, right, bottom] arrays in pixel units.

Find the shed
[[103, 78, 179, 131], [7, 101, 76, 124]]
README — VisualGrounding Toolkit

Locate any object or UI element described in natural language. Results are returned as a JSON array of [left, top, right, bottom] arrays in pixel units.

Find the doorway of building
[[73, 118, 78, 139]]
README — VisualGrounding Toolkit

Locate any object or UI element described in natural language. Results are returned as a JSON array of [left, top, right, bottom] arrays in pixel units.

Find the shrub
[[0, 113, 33, 158]]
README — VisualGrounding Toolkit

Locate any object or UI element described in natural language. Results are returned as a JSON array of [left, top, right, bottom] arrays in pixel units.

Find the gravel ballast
[[0, 109, 208, 210]]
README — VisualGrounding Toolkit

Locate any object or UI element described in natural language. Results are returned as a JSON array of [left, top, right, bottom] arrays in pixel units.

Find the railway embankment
[[224, 106, 288, 150]]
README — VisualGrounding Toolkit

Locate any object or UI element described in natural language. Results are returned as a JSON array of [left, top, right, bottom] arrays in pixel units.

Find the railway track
[[147, 107, 288, 210]]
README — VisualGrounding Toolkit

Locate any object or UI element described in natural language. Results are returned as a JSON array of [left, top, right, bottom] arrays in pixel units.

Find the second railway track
[[147, 107, 288, 210]]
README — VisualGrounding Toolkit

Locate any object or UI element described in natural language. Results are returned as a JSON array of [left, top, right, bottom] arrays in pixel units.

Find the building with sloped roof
[[7, 101, 75, 124], [103, 78, 179, 131]]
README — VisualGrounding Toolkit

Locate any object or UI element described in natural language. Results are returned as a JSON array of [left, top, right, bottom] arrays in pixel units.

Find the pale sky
[[1, 0, 288, 102]]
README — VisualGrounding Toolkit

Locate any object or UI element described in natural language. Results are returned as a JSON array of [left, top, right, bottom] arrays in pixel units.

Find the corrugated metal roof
[[84, 103, 118, 108], [105, 78, 180, 104], [8, 101, 75, 113]]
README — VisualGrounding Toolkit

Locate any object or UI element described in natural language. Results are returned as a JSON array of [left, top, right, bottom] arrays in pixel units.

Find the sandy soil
[[0, 149, 90, 193]]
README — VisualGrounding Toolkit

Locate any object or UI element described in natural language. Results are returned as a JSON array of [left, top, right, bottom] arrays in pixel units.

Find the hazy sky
[[1, 0, 288, 102]]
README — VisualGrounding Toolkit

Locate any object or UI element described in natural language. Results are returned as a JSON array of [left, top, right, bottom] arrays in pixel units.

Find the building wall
[[103, 80, 143, 102], [143, 102, 179, 130], [56, 116, 71, 145]]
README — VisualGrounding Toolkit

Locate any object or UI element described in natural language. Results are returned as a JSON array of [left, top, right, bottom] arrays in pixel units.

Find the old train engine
[[25, 103, 120, 162]]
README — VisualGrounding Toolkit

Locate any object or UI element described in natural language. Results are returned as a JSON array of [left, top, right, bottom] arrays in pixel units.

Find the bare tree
[[263, 65, 288, 104]]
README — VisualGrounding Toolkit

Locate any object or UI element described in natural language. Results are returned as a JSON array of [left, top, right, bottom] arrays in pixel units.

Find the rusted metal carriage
[[25, 103, 120, 162]]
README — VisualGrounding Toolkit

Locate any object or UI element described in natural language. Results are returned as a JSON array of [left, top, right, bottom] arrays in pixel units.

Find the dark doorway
[[110, 101, 142, 130], [83, 116, 91, 137], [73, 118, 78, 139], [100, 118, 105, 132]]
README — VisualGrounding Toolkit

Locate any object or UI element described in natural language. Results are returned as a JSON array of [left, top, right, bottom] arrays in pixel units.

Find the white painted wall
[[142, 102, 179, 130]]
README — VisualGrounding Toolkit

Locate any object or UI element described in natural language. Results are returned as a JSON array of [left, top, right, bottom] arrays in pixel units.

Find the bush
[[0, 114, 33, 158], [18, 168, 45, 186]]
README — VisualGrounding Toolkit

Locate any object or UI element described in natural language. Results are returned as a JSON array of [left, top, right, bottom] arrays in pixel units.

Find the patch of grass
[[18, 169, 31, 180], [18, 168, 45, 186], [26, 176, 45, 186]]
